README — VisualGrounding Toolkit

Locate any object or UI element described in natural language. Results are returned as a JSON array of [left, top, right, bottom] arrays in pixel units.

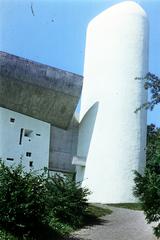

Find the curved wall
[[78, 1, 149, 203]]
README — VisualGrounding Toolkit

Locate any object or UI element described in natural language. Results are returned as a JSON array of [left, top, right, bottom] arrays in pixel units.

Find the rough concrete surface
[[49, 115, 79, 172], [0, 51, 83, 129], [70, 207, 157, 240]]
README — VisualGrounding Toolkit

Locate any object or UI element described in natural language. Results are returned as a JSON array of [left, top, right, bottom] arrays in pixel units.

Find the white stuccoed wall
[[0, 107, 50, 172], [77, 1, 149, 203]]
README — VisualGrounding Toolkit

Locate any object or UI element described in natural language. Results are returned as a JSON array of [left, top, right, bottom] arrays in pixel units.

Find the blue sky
[[0, 0, 160, 126]]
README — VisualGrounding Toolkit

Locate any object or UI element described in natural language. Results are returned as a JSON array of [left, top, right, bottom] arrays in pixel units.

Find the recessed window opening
[[19, 128, 24, 145], [24, 129, 33, 137], [36, 133, 41, 136], [29, 161, 33, 167], [7, 158, 14, 161], [10, 118, 15, 123], [26, 152, 32, 157]]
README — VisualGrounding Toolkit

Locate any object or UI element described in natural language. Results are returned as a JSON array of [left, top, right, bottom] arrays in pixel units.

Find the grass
[[107, 203, 142, 211], [86, 204, 113, 218], [80, 204, 113, 229]]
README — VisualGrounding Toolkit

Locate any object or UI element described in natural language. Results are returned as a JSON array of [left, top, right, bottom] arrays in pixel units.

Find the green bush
[[0, 163, 49, 237], [0, 229, 17, 240], [46, 174, 90, 228], [0, 162, 90, 239]]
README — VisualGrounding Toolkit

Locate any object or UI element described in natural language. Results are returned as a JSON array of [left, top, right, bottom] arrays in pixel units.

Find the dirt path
[[69, 207, 157, 240]]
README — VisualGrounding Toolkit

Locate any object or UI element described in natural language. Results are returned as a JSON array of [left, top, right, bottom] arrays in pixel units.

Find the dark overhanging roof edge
[[0, 51, 83, 80]]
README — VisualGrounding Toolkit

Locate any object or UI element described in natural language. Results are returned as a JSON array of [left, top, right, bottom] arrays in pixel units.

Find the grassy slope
[[87, 204, 113, 218], [107, 203, 142, 211]]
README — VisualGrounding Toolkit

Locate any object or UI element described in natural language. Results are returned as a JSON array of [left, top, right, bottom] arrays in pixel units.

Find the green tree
[[134, 124, 160, 238], [146, 124, 160, 170], [134, 72, 160, 238]]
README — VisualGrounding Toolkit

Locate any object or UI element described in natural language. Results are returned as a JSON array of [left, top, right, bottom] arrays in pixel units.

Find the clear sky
[[0, 0, 159, 126]]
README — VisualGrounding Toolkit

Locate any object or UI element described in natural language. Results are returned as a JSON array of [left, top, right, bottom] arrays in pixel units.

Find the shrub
[[46, 174, 90, 228], [0, 162, 90, 239], [0, 162, 49, 238], [0, 229, 17, 240]]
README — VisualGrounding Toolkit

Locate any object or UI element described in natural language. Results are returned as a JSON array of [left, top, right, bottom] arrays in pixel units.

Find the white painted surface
[[77, 1, 149, 203], [0, 107, 50, 172]]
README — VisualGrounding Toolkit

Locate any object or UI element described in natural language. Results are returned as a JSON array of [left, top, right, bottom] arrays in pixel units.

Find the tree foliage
[[134, 72, 160, 238], [134, 124, 160, 237], [135, 72, 160, 111], [146, 124, 160, 172], [134, 124, 160, 238]]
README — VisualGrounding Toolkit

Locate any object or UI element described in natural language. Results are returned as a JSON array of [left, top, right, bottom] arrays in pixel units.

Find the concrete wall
[[49, 115, 78, 172], [0, 107, 50, 172], [77, 1, 149, 203], [0, 51, 83, 129]]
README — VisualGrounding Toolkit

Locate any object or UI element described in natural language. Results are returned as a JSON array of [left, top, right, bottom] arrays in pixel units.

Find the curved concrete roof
[[0, 51, 83, 129]]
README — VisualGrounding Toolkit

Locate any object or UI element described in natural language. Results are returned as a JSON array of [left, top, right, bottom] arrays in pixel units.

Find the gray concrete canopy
[[0, 51, 83, 129]]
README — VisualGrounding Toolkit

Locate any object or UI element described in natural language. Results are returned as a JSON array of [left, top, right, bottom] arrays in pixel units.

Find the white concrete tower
[[76, 1, 149, 203]]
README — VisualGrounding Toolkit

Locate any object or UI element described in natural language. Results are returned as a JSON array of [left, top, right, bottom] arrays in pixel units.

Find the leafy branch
[[135, 72, 160, 112]]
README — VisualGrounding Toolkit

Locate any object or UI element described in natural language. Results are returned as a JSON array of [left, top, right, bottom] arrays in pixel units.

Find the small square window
[[10, 118, 15, 123], [26, 152, 32, 157]]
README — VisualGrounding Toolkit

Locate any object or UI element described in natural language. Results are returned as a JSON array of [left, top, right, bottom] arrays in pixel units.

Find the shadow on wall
[[76, 102, 99, 183]]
